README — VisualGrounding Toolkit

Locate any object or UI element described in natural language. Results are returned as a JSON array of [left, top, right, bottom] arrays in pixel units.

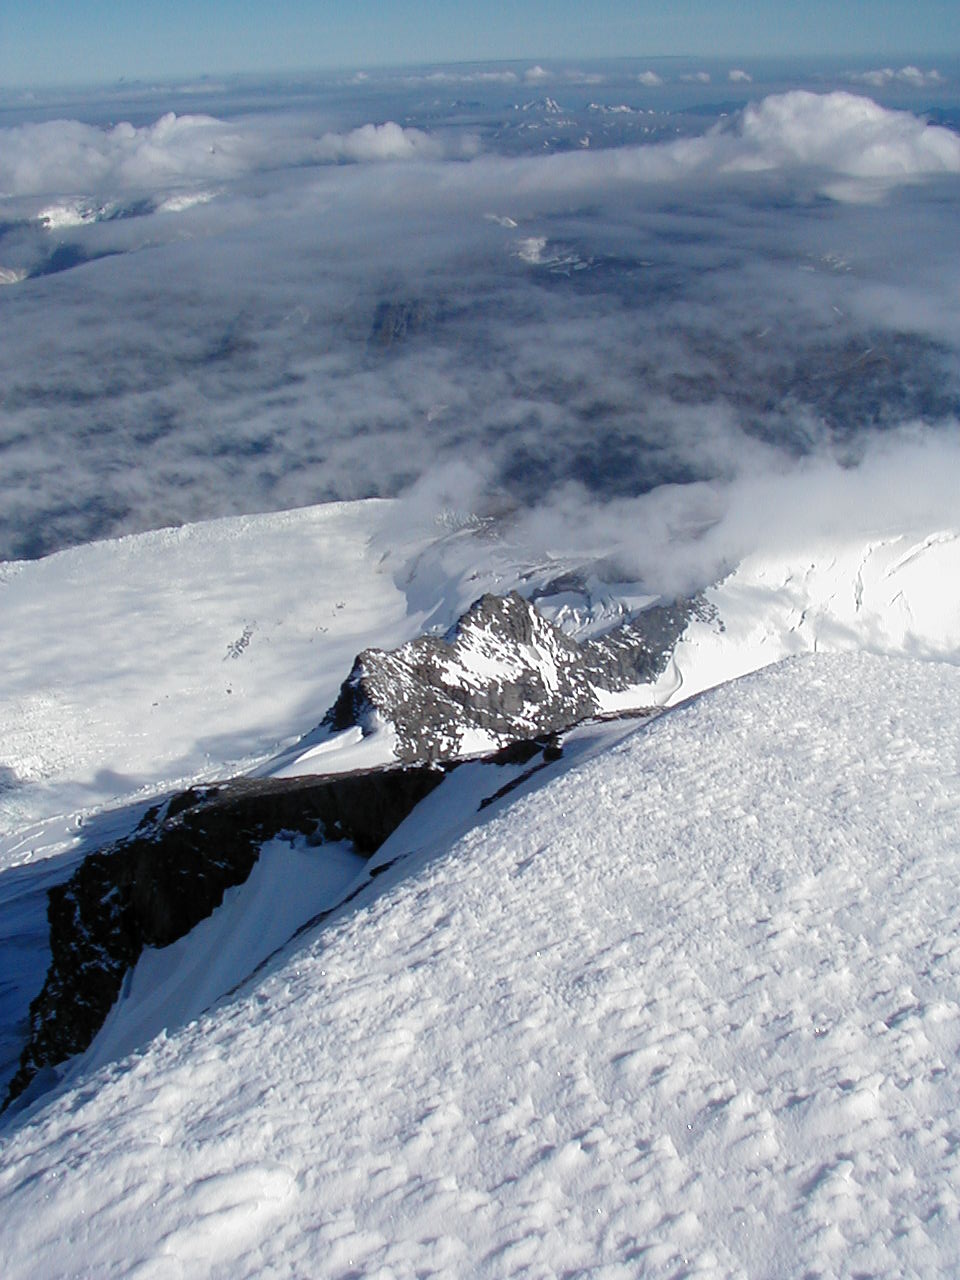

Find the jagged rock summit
[[324, 590, 699, 761]]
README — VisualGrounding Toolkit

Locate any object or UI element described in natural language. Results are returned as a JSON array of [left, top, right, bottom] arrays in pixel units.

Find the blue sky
[[2, 0, 960, 87]]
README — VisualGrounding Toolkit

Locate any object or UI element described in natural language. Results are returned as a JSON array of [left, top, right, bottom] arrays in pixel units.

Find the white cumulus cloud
[[638, 71, 663, 87], [0, 112, 472, 199], [850, 66, 944, 88], [316, 122, 446, 163], [729, 69, 752, 83], [728, 91, 960, 186], [2, 80, 958, 568], [497, 92, 960, 204], [0, 113, 253, 198]]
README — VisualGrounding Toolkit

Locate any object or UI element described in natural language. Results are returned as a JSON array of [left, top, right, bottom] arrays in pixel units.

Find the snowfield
[[2, 652, 960, 1277], [0, 499, 419, 865], [4, 499, 959, 853]]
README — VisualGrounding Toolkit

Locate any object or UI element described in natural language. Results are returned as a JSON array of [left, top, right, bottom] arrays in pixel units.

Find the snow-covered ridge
[[2, 652, 959, 1276], [273, 523, 960, 777], [35, 191, 215, 228], [635, 529, 960, 709], [3, 505, 957, 847]]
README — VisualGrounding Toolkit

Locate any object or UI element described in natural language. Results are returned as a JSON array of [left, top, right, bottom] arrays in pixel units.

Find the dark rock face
[[4, 765, 445, 1110], [326, 590, 704, 761]]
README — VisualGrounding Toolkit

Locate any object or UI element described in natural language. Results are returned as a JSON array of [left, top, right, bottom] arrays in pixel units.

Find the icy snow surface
[[0, 499, 420, 865], [2, 652, 959, 1277], [599, 528, 960, 713]]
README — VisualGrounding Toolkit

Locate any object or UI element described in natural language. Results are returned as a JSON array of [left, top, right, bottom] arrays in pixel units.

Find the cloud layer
[[850, 66, 943, 88], [1, 72, 958, 575], [3, 90, 957, 207], [0, 113, 474, 199], [501, 91, 960, 199]]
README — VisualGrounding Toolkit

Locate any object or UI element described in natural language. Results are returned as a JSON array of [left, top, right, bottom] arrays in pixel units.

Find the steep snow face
[[76, 837, 366, 1081], [32, 733, 613, 1102], [1, 652, 959, 1277], [600, 528, 960, 711], [4, 764, 449, 1106]]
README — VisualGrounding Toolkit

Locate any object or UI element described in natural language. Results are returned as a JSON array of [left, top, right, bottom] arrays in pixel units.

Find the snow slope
[[630, 529, 960, 708], [31, 723, 634, 1094], [75, 837, 366, 1082], [3, 500, 959, 1145], [0, 499, 420, 866], [2, 652, 959, 1277]]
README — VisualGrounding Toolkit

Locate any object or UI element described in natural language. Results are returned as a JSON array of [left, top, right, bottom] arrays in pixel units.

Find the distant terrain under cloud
[[0, 67, 958, 587]]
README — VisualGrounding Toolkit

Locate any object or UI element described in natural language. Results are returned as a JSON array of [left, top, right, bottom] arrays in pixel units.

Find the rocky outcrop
[[325, 590, 702, 761], [4, 765, 446, 1109], [5, 587, 704, 1111]]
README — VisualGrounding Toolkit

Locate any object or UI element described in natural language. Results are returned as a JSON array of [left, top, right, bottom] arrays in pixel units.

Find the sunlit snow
[[1, 654, 958, 1276], [2, 57, 960, 1277]]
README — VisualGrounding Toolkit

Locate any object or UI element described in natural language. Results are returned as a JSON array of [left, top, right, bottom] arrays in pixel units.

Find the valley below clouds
[[2, 58, 959, 582]]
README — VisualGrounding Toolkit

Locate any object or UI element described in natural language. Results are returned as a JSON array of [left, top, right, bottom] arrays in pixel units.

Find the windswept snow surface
[[0, 499, 420, 865], [2, 652, 960, 1277]]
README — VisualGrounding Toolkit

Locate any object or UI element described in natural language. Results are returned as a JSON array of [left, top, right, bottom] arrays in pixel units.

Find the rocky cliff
[[4, 764, 447, 1109], [324, 590, 702, 760]]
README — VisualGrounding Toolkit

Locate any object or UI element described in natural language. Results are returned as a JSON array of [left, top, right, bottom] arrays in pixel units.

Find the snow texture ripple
[[1, 652, 959, 1277]]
